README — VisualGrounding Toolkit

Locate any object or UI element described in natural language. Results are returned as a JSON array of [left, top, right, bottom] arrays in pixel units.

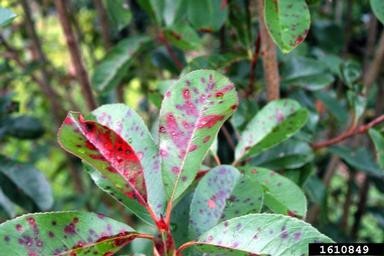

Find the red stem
[[157, 32, 183, 71], [312, 114, 384, 149]]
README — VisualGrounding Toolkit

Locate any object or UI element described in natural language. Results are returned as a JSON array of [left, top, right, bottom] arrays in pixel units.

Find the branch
[[312, 114, 384, 149], [54, 0, 97, 110], [256, 0, 280, 101]]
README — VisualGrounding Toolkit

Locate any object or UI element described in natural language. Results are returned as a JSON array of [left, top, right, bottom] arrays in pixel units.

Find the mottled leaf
[[191, 214, 333, 255], [0, 211, 141, 255], [371, 0, 384, 24], [242, 166, 307, 217], [187, 0, 228, 31], [189, 165, 263, 238], [369, 129, 384, 169], [235, 100, 308, 161], [159, 70, 238, 202], [0, 155, 53, 211], [264, 0, 310, 53], [91, 36, 150, 92], [58, 112, 149, 211], [0, 8, 16, 26], [89, 104, 165, 218]]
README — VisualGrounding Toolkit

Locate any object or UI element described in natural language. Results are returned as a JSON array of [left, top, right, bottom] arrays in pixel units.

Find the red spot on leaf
[[197, 115, 224, 128], [208, 199, 216, 208]]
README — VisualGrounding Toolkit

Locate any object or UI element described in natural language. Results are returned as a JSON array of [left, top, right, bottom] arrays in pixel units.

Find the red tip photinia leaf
[[58, 112, 147, 205]]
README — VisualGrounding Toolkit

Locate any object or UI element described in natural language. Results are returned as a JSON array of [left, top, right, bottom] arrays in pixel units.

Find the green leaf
[[228, 0, 253, 48], [189, 165, 263, 238], [0, 211, 140, 255], [0, 155, 53, 211], [192, 214, 333, 255], [91, 36, 150, 92], [314, 91, 348, 124], [58, 112, 150, 212], [264, 0, 310, 53], [163, 23, 202, 50], [329, 146, 383, 177], [252, 139, 314, 170], [0, 187, 15, 217], [0, 8, 16, 27], [187, 0, 228, 31], [89, 104, 165, 218], [6, 116, 44, 139], [182, 53, 245, 75], [369, 129, 384, 169], [104, 0, 132, 31], [242, 166, 307, 217], [371, 0, 384, 24], [281, 57, 335, 90], [159, 70, 238, 202], [235, 99, 308, 161]]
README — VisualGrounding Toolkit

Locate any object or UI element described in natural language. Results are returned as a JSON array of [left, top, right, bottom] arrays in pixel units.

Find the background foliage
[[0, 0, 383, 251]]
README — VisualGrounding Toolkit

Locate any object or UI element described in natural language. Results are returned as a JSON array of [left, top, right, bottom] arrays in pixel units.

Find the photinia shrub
[[0, 70, 332, 255]]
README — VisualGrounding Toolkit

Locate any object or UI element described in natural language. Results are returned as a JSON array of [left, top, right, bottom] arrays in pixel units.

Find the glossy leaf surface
[[187, 0, 228, 31], [0, 155, 53, 211], [182, 54, 245, 75], [264, 0, 310, 53], [159, 70, 238, 202], [242, 166, 307, 217], [0, 211, 138, 255], [370, 0, 384, 24], [89, 104, 165, 217], [104, 0, 132, 31], [91, 36, 150, 92], [235, 100, 308, 161], [193, 214, 333, 255], [189, 165, 263, 238], [58, 112, 148, 207]]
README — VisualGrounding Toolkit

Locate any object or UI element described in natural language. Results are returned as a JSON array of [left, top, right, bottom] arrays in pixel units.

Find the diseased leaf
[[264, 0, 310, 53], [159, 70, 238, 202], [191, 214, 333, 255], [0, 211, 140, 255], [84, 164, 153, 225], [0, 155, 53, 211], [89, 104, 165, 218], [0, 8, 16, 27], [187, 0, 228, 31], [242, 166, 307, 217], [369, 129, 384, 169], [91, 36, 150, 92], [189, 165, 263, 238], [370, 0, 384, 24], [235, 99, 308, 161], [58, 112, 148, 209]]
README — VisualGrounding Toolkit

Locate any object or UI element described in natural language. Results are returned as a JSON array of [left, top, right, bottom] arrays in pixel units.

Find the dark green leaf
[[187, 0, 228, 31], [370, 0, 384, 24], [91, 36, 150, 92], [0, 187, 15, 217], [104, 0, 132, 31], [163, 23, 202, 50], [369, 129, 384, 169], [0, 155, 53, 211], [6, 116, 44, 140]]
